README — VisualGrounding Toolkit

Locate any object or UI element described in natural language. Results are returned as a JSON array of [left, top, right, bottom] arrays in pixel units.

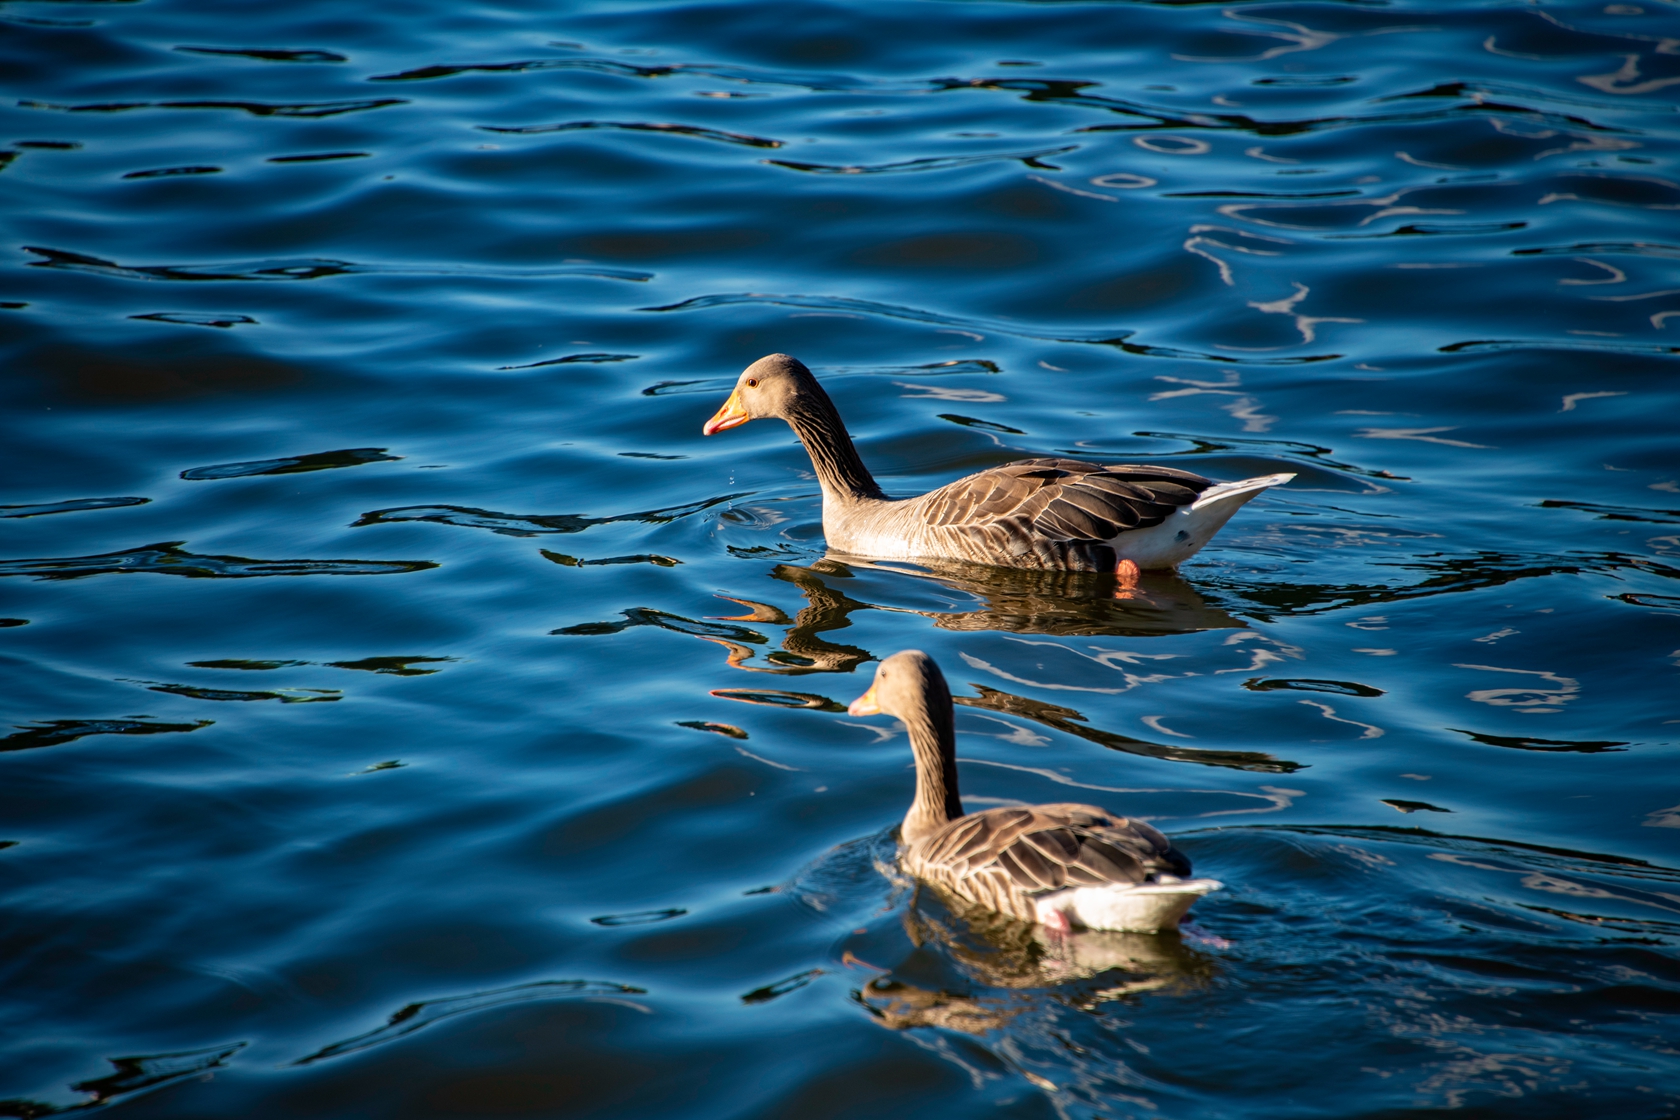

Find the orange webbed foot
[[1113, 558, 1141, 600]]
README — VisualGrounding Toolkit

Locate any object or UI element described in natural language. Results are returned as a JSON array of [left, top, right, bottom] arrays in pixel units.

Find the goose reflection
[[703, 557, 1245, 676], [705, 560, 873, 674], [563, 552, 1253, 679], [854, 888, 1213, 1035], [838, 555, 1249, 639]]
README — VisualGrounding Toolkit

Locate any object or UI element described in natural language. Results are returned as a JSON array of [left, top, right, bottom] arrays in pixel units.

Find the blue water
[[3, 0, 1679, 1116]]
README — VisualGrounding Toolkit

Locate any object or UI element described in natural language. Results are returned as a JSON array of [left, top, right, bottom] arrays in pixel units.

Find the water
[[3, 0, 1678, 1116]]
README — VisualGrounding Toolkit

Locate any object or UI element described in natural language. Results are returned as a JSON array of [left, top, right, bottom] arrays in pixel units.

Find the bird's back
[[904, 802, 1193, 924], [829, 459, 1215, 570]]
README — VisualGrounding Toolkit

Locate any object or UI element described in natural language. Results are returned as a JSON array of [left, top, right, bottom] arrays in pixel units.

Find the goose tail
[[1190, 472, 1295, 512], [1036, 878, 1224, 933]]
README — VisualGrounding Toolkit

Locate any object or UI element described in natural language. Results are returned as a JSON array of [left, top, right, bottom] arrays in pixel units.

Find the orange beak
[[847, 682, 881, 717], [702, 388, 750, 436]]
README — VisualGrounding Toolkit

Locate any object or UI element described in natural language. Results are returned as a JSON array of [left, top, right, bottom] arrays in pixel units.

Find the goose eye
[[746, 378, 758, 388]]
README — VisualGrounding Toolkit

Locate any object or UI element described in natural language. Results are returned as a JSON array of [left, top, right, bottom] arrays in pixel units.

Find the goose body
[[704, 354, 1292, 572], [848, 650, 1220, 933]]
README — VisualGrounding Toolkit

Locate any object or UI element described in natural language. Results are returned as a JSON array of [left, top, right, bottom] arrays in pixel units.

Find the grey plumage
[[907, 802, 1190, 924], [848, 650, 1212, 931], [703, 354, 1290, 571]]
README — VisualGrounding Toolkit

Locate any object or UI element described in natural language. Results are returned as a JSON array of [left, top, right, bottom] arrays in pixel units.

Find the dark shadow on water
[[0, 1040, 247, 1116], [24, 344, 306, 401], [0, 718, 213, 753], [0, 497, 149, 519], [0, 542, 438, 581], [181, 448, 400, 480], [131, 681, 340, 703], [355, 494, 744, 537], [1450, 728, 1630, 753], [1245, 677, 1384, 698]]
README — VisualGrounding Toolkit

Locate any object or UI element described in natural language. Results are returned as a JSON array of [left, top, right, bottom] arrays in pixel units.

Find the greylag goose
[[848, 650, 1220, 933], [702, 354, 1292, 573]]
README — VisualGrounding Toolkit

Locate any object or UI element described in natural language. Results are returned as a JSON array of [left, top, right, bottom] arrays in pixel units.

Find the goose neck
[[901, 695, 963, 847], [785, 395, 885, 504]]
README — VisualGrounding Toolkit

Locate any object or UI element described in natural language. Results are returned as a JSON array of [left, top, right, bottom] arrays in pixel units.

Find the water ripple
[[481, 120, 783, 149], [291, 981, 648, 1066], [181, 448, 400, 481], [353, 494, 744, 537], [20, 98, 407, 117], [7, 0, 1680, 1114], [642, 293, 1337, 363]]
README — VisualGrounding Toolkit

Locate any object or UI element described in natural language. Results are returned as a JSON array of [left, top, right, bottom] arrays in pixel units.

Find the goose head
[[702, 353, 822, 436], [848, 649, 952, 721]]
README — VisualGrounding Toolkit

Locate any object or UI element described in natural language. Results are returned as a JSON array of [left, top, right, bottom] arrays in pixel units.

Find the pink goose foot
[[1039, 905, 1073, 936]]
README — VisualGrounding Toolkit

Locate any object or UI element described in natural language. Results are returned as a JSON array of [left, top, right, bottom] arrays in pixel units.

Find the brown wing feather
[[917, 460, 1214, 557], [907, 802, 1195, 918]]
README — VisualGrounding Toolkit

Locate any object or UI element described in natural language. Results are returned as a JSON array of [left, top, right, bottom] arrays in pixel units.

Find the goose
[[847, 649, 1220, 933], [703, 354, 1293, 574]]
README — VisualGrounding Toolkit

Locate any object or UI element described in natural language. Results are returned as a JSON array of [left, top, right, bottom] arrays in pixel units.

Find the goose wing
[[912, 803, 1192, 897], [918, 459, 1212, 545]]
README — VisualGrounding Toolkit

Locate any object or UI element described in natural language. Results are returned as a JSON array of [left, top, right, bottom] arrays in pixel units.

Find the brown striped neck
[[899, 674, 964, 847], [783, 386, 886, 505]]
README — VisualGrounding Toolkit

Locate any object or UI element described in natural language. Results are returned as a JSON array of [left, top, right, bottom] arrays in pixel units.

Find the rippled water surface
[[4, 0, 1680, 1116]]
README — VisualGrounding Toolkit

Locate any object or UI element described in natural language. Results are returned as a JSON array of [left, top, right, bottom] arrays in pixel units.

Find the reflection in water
[[889, 887, 1210, 1003], [707, 562, 874, 674], [844, 558, 1249, 638], [851, 888, 1214, 1109], [957, 686, 1300, 774], [593, 559, 1252, 679], [552, 562, 873, 675], [554, 607, 767, 643], [675, 720, 748, 740], [710, 688, 847, 712]]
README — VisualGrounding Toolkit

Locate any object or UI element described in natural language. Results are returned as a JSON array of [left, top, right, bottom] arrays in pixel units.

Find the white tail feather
[[1111, 472, 1294, 568], [1190, 472, 1296, 512], [1036, 878, 1223, 933]]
